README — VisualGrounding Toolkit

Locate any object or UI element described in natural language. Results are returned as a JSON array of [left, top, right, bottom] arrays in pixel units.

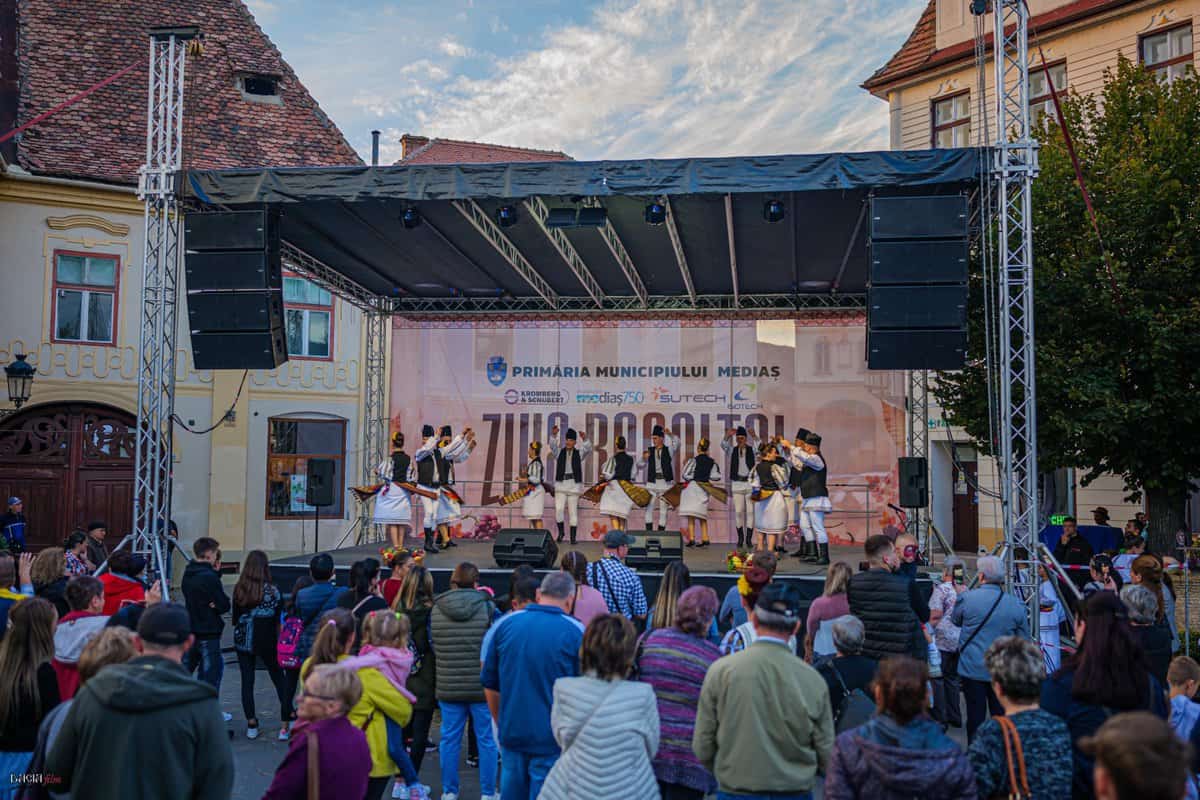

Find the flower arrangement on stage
[[379, 546, 425, 566], [466, 514, 502, 540], [726, 549, 752, 573], [589, 522, 609, 540]]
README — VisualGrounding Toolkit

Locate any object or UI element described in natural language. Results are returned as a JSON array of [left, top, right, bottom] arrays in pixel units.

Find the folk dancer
[[785, 427, 811, 531], [750, 441, 791, 553], [642, 425, 678, 531], [782, 431, 831, 565], [549, 425, 592, 544], [499, 441, 548, 529], [415, 424, 475, 552], [588, 435, 649, 530], [676, 437, 724, 548], [373, 431, 417, 548], [722, 427, 758, 548]]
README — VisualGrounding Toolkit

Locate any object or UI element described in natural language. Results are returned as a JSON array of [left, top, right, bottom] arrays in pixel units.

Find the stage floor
[[268, 539, 897, 602]]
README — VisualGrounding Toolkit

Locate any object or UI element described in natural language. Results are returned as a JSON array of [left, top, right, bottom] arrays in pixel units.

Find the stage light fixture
[[496, 205, 519, 228], [644, 201, 666, 225], [762, 199, 786, 223], [546, 208, 578, 228], [401, 207, 421, 229], [576, 207, 607, 227]]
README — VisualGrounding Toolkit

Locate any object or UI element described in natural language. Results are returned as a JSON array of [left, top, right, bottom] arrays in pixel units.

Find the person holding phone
[[928, 556, 967, 729]]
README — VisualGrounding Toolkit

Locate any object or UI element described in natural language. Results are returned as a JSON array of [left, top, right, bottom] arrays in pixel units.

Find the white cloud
[[438, 37, 473, 58], [245, 0, 281, 23]]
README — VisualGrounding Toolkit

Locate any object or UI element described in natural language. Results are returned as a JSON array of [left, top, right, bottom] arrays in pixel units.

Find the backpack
[[276, 612, 305, 670], [827, 660, 876, 734]]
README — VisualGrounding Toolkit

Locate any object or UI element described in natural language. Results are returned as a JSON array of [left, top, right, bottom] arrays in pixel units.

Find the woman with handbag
[[540, 614, 661, 800], [967, 636, 1071, 799], [232, 550, 292, 742], [262, 664, 372, 800]]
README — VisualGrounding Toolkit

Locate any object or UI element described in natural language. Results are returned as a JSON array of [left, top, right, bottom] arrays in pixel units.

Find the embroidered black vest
[[611, 452, 634, 481], [800, 453, 828, 499], [647, 446, 673, 482], [756, 460, 782, 491], [729, 444, 754, 481], [692, 453, 715, 482], [390, 452, 410, 482], [556, 448, 583, 482]]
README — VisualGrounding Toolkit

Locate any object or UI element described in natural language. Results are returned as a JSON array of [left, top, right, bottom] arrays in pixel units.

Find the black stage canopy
[[185, 147, 984, 315]]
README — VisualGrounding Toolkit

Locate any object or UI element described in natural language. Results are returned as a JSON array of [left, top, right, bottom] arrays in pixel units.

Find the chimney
[[370, 130, 380, 166], [400, 133, 430, 160]]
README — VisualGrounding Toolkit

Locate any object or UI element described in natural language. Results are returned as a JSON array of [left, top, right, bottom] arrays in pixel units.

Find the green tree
[[934, 58, 1200, 554]]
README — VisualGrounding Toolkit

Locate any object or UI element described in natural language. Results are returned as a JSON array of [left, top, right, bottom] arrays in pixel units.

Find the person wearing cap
[[98, 549, 147, 616], [1091, 506, 1120, 536], [678, 437, 723, 548], [549, 424, 593, 544], [45, 602, 235, 800], [374, 430, 418, 549], [694, 582, 834, 798], [1080, 711, 1188, 800], [781, 431, 833, 565], [586, 530, 648, 623], [642, 424, 678, 532], [1054, 516, 1094, 593], [1, 496, 27, 553], [83, 522, 108, 577], [722, 426, 759, 548], [593, 434, 646, 531], [414, 423, 475, 551], [750, 441, 791, 554]]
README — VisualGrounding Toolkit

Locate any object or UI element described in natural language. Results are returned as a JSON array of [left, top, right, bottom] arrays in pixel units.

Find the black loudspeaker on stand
[[306, 459, 336, 553], [494, 529, 559, 569], [625, 531, 684, 571], [898, 457, 929, 508]]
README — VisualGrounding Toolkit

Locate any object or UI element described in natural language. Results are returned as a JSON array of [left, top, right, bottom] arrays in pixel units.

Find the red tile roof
[[863, 0, 1141, 95], [397, 137, 570, 165], [13, 0, 361, 185]]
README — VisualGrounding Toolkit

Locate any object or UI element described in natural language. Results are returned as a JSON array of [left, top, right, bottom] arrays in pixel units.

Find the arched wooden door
[[0, 403, 135, 550]]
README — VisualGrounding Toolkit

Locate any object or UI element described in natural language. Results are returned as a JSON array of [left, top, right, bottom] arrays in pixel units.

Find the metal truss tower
[[133, 27, 197, 598], [359, 311, 389, 543], [991, 0, 1040, 632], [906, 369, 931, 551]]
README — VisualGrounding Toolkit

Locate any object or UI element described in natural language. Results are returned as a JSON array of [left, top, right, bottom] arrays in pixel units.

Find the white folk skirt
[[522, 485, 546, 520], [435, 487, 463, 525], [599, 482, 636, 519], [678, 482, 710, 520], [372, 483, 412, 524], [755, 491, 789, 534]]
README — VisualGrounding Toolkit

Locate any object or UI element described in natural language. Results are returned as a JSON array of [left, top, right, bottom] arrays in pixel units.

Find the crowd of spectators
[[1, 520, 1197, 800]]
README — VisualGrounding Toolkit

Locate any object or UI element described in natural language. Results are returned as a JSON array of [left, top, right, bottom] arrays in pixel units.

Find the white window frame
[[1141, 23, 1194, 82]]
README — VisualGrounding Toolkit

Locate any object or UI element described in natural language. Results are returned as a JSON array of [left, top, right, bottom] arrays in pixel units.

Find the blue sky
[[246, 0, 926, 164]]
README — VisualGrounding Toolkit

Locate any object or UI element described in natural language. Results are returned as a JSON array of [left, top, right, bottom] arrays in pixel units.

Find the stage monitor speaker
[[187, 290, 284, 332], [868, 285, 967, 329], [191, 329, 288, 370], [624, 531, 684, 571], [870, 196, 968, 240], [185, 209, 278, 251], [869, 239, 968, 285], [306, 458, 337, 507], [867, 329, 966, 370], [898, 456, 929, 508], [493, 529, 559, 569]]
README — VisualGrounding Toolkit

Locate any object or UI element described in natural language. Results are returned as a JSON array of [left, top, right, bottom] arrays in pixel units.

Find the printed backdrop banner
[[388, 318, 905, 545]]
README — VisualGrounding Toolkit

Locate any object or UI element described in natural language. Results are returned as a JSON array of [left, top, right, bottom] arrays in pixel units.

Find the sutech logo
[[733, 383, 756, 402], [729, 383, 763, 410], [652, 386, 728, 404], [486, 356, 508, 387]]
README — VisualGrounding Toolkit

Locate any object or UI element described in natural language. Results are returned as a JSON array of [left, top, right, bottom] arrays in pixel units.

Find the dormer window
[[237, 73, 282, 105]]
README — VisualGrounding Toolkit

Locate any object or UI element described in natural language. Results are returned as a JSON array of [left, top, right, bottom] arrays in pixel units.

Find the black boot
[[644, 522, 653, 531], [556, 522, 565, 543], [569, 526, 577, 545], [803, 540, 821, 562], [657, 525, 666, 532], [814, 543, 830, 566], [424, 531, 439, 554], [791, 540, 808, 559], [736, 527, 744, 549]]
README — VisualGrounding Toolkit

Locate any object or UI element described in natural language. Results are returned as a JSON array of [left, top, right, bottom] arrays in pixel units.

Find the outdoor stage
[[267, 539, 934, 605]]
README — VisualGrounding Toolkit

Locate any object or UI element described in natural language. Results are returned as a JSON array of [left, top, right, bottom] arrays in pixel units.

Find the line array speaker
[[867, 195, 969, 371], [184, 209, 287, 370]]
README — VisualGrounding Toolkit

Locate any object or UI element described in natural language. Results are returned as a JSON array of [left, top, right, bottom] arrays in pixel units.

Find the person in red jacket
[[52, 576, 109, 699], [98, 550, 146, 615]]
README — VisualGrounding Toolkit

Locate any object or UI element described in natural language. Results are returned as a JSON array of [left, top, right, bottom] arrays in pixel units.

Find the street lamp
[[5, 354, 35, 410]]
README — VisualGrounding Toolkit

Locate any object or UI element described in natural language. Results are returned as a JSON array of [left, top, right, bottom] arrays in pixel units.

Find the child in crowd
[[343, 610, 427, 800], [1168, 656, 1200, 741]]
